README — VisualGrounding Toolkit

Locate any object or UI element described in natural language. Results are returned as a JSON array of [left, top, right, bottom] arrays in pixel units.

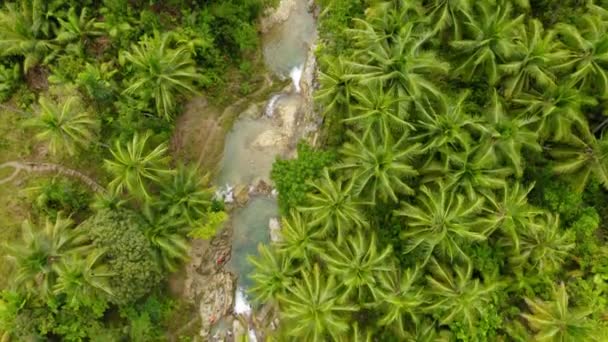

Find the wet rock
[[252, 129, 288, 148], [260, 0, 296, 33], [234, 184, 250, 206], [232, 319, 246, 340], [269, 217, 281, 242], [241, 103, 262, 119], [251, 179, 273, 196], [272, 95, 300, 135], [198, 271, 236, 339]]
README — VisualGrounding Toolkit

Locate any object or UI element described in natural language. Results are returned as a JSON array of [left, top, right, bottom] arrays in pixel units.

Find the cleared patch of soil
[[171, 97, 226, 174]]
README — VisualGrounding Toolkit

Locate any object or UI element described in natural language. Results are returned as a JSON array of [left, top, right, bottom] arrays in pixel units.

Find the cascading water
[[210, 0, 317, 338], [290, 64, 303, 93]]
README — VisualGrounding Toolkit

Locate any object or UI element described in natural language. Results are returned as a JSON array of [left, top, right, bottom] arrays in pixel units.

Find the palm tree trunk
[[0, 161, 105, 193]]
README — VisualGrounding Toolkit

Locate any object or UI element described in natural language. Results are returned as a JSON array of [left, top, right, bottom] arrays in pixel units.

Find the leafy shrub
[[26, 178, 92, 221], [80, 209, 163, 305], [271, 142, 336, 214], [0, 62, 20, 102]]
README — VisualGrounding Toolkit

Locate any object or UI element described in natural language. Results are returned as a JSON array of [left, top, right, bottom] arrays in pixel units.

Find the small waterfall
[[234, 287, 252, 315], [289, 64, 303, 93], [264, 94, 282, 118]]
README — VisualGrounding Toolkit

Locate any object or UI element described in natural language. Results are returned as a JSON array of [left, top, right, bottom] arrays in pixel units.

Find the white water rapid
[[290, 64, 303, 93]]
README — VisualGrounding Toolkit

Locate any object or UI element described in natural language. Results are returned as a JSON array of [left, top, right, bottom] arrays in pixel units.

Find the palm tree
[[507, 214, 575, 273], [482, 183, 544, 252], [121, 32, 200, 120], [377, 266, 425, 337], [438, 148, 512, 200], [298, 168, 369, 244], [315, 56, 358, 118], [0, 0, 57, 72], [351, 21, 449, 101], [322, 231, 394, 302], [26, 96, 98, 156], [336, 130, 420, 202], [345, 82, 413, 138], [425, 258, 500, 330], [396, 183, 487, 263], [278, 264, 359, 341], [52, 250, 114, 308], [412, 92, 484, 159], [499, 19, 567, 98], [159, 165, 213, 225], [275, 210, 324, 267], [248, 244, 296, 303], [4, 213, 89, 296], [450, 1, 524, 84], [104, 132, 174, 200], [139, 205, 190, 272], [513, 81, 596, 141], [554, 15, 608, 98], [55, 7, 102, 57], [477, 91, 541, 177], [424, 0, 474, 40], [551, 132, 608, 192], [361, 0, 424, 44], [522, 283, 600, 341]]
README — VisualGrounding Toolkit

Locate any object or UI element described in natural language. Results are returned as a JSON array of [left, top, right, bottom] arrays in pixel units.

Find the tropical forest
[[1, 0, 608, 341]]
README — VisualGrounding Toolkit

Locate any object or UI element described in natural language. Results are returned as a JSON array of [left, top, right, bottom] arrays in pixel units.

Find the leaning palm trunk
[[0, 161, 105, 193]]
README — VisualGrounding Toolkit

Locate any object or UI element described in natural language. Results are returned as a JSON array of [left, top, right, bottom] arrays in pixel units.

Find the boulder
[[252, 129, 288, 149], [260, 0, 296, 33], [234, 184, 250, 206]]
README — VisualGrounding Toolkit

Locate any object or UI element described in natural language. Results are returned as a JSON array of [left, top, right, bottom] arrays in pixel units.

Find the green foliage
[[26, 96, 99, 156], [80, 209, 162, 305], [271, 142, 335, 214], [104, 131, 174, 200], [26, 178, 92, 220], [0, 62, 20, 102], [120, 32, 200, 120]]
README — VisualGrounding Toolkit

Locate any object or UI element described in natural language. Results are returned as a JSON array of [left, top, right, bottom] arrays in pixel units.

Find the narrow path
[[0, 161, 106, 193]]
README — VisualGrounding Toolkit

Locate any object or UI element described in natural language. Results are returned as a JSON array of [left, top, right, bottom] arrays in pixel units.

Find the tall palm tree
[[26, 96, 98, 156], [298, 169, 369, 244], [477, 91, 541, 177], [482, 183, 543, 252], [499, 19, 567, 98], [513, 81, 596, 141], [412, 92, 484, 159], [315, 56, 358, 118], [425, 258, 500, 330], [275, 210, 324, 267], [336, 130, 420, 202], [139, 205, 190, 272], [522, 283, 600, 341], [424, 0, 474, 40], [378, 266, 425, 337], [507, 214, 575, 273], [121, 32, 200, 120], [55, 7, 102, 57], [450, 1, 524, 84], [4, 213, 89, 296], [322, 231, 394, 302], [159, 165, 213, 225], [438, 148, 512, 200], [551, 132, 608, 192], [345, 82, 413, 138], [52, 250, 114, 308], [396, 183, 487, 263], [0, 0, 57, 72], [352, 21, 449, 101], [278, 264, 359, 342], [554, 15, 608, 98], [248, 244, 296, 303], [104, 132, 174, 200]]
